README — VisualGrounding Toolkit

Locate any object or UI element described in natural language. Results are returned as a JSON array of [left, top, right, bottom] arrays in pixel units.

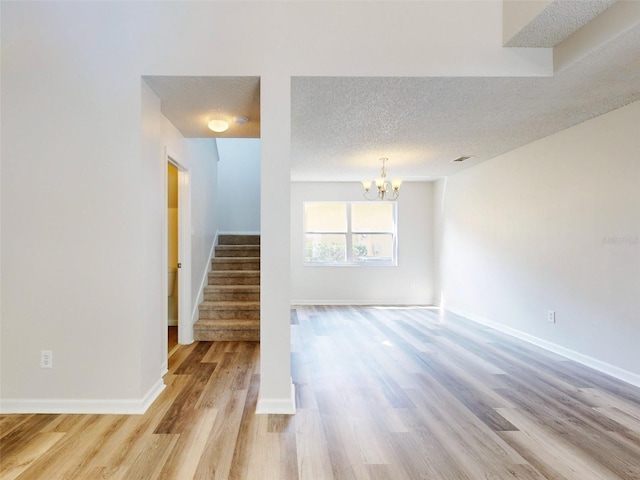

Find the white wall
[[438, 100, 640, 384], [186, 138, 220, 318], [291, 182, 434, 305], [0, 0, 551, 412], [140, 80, 166, 398], [217, 139, 261, 233]]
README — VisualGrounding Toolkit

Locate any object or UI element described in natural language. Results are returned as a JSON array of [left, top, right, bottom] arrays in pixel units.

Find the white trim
[[0, 379, 165, 415], [446, 307, 640, 389], [255, 380, 296, 415], [176, 166, 192, 345], [162, 152, 171, 374], [291, 300, 433, 306], [165, 148, 193, 347]]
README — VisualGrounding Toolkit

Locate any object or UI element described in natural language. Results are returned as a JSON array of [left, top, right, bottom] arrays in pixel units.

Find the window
[[304, 202, 397, 266]]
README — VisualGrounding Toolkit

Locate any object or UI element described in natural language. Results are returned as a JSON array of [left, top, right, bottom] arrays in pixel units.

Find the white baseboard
[[0, 378, 166, 415], [291, 300, 433, 306], [255, 380, 296, 415], [446, 307, 640, 389]]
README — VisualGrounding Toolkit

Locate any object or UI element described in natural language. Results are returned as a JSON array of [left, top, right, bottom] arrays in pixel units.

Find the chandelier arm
[[363, 190, 380, 201]]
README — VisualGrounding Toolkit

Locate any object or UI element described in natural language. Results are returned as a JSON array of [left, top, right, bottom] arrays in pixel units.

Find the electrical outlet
[[547, 311, 556, 323], [41, 350, 53, 368]]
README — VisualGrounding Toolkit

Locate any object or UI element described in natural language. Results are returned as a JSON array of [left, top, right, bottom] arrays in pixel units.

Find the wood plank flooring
[[168, 326, 178, 355], [2, 306, 639, 479]]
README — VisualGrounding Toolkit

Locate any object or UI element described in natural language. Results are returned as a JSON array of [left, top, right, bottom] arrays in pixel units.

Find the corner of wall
[[432, 178, 448, 307], [255, 379, 296, 415]]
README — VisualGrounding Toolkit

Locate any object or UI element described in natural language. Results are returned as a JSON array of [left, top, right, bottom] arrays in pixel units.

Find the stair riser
[[194, 330, 259, 342], [218, 235, 260, 246], [208, 275, 260, 286], [211, 261, 260, 271], [215, 247, 260, 257], [204, 292, 260, 302], [198, 310, 260, 320]]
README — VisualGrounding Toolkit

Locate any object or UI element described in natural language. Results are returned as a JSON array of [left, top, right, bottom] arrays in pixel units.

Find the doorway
[[165, 149, 192, 365], [167, 162, 179, 355]]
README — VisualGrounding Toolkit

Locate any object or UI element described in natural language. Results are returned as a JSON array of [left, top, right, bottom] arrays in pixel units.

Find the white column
[[256, 74, 295, 414]]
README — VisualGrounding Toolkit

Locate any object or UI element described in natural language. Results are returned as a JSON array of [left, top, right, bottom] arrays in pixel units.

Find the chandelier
[[361, 158, 402, 201]]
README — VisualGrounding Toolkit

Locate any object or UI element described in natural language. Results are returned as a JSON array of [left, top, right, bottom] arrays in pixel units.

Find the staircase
[[194, 234, 260, 342]]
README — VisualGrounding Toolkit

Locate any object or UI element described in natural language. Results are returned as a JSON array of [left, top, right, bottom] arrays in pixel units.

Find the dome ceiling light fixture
[[361, 158, 402, 201], [207, 119, 229, 133]]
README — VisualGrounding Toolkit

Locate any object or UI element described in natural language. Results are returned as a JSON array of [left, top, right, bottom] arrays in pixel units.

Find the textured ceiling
[[145, 1, 640, 182], [144, 76, 260, 138], [505, 0, 617, 47], [291, 4, 640, 181]]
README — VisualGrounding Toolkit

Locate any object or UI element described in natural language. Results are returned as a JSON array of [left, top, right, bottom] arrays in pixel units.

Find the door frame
[[165, 148, 193, 352]]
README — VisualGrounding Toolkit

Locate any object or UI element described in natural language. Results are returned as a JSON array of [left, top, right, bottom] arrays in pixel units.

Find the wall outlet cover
[[41, 350, 53, 368]]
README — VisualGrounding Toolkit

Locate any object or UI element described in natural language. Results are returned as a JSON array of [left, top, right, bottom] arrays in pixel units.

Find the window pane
[[351, 203, 394, 232], [352, 234, 394, 263], [305, 203, 347, 232], [305, 234, 346, 263]]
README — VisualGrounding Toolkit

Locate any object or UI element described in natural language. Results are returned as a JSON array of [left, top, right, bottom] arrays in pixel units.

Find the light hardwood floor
[[168, 326, 179, 355], [2, 306, 639, 479]]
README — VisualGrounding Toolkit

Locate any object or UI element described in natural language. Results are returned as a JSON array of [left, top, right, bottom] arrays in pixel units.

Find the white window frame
[[303, 202, 398, 266]]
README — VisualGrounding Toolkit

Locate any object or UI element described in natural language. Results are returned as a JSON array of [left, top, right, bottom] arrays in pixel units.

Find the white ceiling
[[147, 0, 640, 182], [144, 76, 261, 138]]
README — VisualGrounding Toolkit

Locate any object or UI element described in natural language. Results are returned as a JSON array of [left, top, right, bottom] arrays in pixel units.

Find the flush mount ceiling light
[[452, 155, 473, 162], [361, 158, 402, 201], [207, 119, 229, 133], [235, 116, 249, 125]]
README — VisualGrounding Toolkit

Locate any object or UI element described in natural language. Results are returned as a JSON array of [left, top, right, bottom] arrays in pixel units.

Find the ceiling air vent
[[452, 156, 472, 162]]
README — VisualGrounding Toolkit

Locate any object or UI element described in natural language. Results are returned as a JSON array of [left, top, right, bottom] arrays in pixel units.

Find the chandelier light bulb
[[391, 178, 403, 190]]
